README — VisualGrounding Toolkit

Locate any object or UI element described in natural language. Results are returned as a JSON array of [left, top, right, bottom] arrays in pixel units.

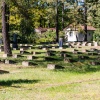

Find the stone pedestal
[[27, 55, 34, 60], [52, 47, 55, 49], [42, 48, 47, 50], [59, 47, 63, 49], [47, 64, 63, 69], [0, 48, 4, 52], [59, 38, 63, 49], [3, 54, 12, 58], [33, 51, 36, 55], [5, 60, 10, 64], [94, 42, 98, 46], [87, 43, 92, 46], [20, 44, 23, 46], [25, 44, 28, 46], [13, 54, 20, 58], [29, 47, 32, 49], [20, 50, 25, 54], [22, 61, 29, 66], [20, 48, 24, 51], [5, 60, 14, 64], [47, 64, 55, 69], [13, 48, 17, 50]]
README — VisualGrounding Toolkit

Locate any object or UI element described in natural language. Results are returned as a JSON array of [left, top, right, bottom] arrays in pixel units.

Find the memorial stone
[[59, 38, 63, 49], [12, 34, 18, 49]]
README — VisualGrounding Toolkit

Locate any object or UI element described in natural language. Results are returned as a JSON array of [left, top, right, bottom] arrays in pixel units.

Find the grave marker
[[3, 54, 12, 58], [27, 55, 34, 60], [59, 38, 63, 49], [22, 61, 29, 66]]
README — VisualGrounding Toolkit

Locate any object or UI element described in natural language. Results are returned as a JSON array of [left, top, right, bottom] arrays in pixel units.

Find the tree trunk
[[48, 21, 50, 28], [55, 0, 59, 43], [84, 1, 87, 41], [62, 3, 64, 30], [2, 2, 12, 54], [39, 15, 42, 27]]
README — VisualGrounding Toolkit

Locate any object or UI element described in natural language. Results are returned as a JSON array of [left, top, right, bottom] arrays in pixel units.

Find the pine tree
[[1, 1, 12, 54]]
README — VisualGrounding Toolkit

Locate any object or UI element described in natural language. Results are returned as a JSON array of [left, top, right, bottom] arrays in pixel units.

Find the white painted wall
[[66, 31, 77, 42], [64, 28, 94, 42]]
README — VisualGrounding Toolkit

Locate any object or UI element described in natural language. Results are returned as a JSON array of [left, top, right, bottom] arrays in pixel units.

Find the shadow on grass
[[0, 70, 9, 74], [63, 63, 100, 73], [0, 79, 40, 86]]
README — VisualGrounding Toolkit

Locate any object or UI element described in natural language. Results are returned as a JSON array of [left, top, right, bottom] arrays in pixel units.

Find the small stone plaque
[[22, 61, 29, 66], [47, 64, 55, 69], [27, 55, 34, 60], [3, 54, 12, 58]]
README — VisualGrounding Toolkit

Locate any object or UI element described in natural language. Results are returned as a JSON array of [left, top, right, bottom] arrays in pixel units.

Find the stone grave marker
[[33, 51, 36, 55], [27, 55, 34, 60], [20, 44, 23, 46], [3, 54, 12, 58], [0, 48, 4, 52], [5, 59, 10, 64], [20, 50, 24, 54], [47, 64, 55, 69], [64, 58, 70, 63], [59, 38, 63, 49], [93, 42, 98, 46], [12, 33, 18, 49], [29, 47, 32, 49], [13, 48, 17, 50], [81, 49, 86, 53], [52, 47, 55, 49], [20, 48, 25, 51], [22, 61, 29, 66], [12, 54, 20, 58], [87, 43, 92, 46], [0, 46, 4, 52], [47, 64, 64, 70], [5, 59, 15, 64], [25, 44, 28, 46], [42, 48, 47, 50]]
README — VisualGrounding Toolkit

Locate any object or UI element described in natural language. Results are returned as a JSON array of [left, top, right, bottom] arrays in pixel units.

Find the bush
[[93, 29, 100, 42], [35, 31, 56, 44]]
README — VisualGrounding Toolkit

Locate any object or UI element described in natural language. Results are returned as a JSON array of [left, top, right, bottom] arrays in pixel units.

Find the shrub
[[35, 31, 56, 44], [93, 29, 100, 42]]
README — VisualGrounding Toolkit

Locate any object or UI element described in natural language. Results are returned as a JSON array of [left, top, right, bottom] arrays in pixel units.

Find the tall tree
[[1, 1, 12, 54], [83, 0, 87, 41]]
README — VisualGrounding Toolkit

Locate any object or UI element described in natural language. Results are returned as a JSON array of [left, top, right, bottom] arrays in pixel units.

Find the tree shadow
[[0, 79, 40, 87], [0, 70, 9, 74]]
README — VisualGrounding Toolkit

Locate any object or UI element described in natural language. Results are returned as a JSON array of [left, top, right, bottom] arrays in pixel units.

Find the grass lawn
[[0, 44, 100, 100], [0, 64, 100, 100]]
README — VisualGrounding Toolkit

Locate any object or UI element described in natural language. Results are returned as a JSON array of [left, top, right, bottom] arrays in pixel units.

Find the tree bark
[[2, 2, 12, 54], [55, 0, 59, 43], [62, 3, 64, 30], [84, 1, 87, 41]]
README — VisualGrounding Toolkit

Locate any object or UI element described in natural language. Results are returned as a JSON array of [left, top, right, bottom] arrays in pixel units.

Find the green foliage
[[19, 18, 34, 35], [93, 29, 100, 42], [0, 0, 100, 44], [59, 31, 65, 38], [35, 31, 56, 43], [0, 33, 2, 39]]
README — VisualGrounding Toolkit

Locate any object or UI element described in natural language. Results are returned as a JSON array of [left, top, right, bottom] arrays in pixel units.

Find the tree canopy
[[0, 0, 100, 45]]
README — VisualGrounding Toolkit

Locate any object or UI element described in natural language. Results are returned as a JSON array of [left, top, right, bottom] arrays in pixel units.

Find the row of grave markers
[[0, 42, 100, 68], [0, 47, 100, 66]]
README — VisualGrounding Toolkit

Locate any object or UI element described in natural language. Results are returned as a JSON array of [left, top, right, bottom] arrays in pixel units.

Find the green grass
[[0, 45, 100, 72], [0, 65, 100, 100], [0, 44, 100, 99]]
